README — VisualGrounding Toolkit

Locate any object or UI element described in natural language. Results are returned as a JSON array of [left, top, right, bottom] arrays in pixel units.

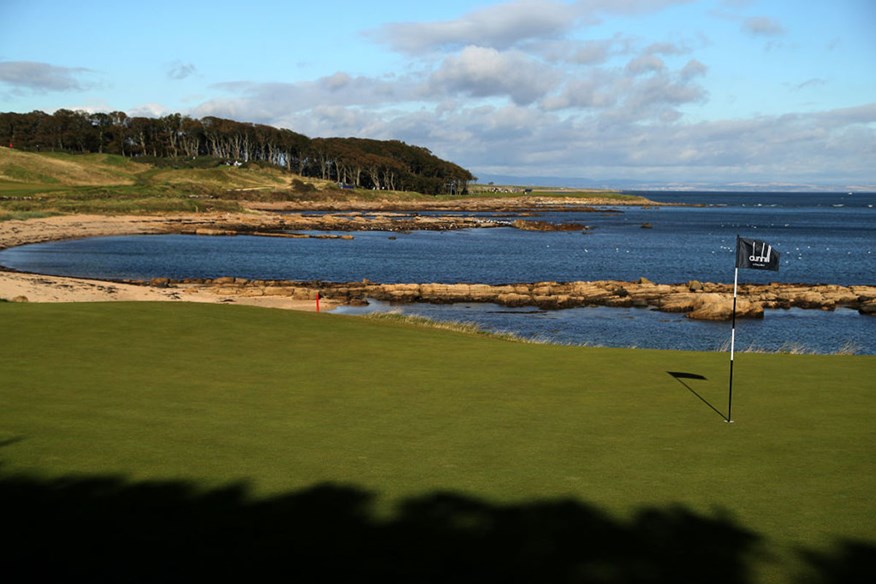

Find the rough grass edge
[[368, 312, 863, 354], [361, 310, 557, 345], [716, 338, 862, 355], [0, 210, 61, 222]]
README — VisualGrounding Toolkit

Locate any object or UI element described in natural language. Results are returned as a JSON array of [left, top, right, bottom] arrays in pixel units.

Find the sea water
[[1, 192, 873, 353]]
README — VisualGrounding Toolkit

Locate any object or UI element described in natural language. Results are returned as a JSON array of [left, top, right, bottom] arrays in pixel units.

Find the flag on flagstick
[[736, 237, 781, 271], [727, 236, 780, 423]]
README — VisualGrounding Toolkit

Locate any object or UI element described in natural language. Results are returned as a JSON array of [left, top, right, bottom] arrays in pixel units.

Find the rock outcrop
[[140, 278, 876, 321], [511, 219, 587, 231], [0, 210, 586, 253]]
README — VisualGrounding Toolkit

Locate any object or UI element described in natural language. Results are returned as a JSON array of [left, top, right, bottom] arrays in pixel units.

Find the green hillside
[[0, 147, 306, 216], [0, 147, 301, 190], [0, 147, 638, 219]]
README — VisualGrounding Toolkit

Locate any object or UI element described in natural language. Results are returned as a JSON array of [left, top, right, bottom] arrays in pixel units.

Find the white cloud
[[643, 41, 689, 56], [194, 74, 874, 183], [369, 0, 579, 54], [429, 46, 560, 105], [369, 0, 695, 54], [128, 103, 174, 118], [203, 72, 409, 118], [680, 59, 708, 80], [181, 0, 870, 186], [813, 102, 876, 126], [0, 60, 94, 93], [742, 16, 785, 37], [567, 38, 616, 64], [167, 62, 197, 80], [626, 54, 666, 75], [540, 69, 620, 110], [433, 101, 872, 182]]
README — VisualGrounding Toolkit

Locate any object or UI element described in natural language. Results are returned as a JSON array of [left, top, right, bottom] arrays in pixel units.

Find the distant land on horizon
[[475, 174, 875, 193]]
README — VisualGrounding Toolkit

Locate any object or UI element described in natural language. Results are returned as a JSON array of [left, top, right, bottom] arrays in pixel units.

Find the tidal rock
[[511, 219, 586, 231], [496, 292, 531, 306], [859, 298, 876, 316], [686, 294, 763, 320], [659, 293, 700, 313], [195, 228, 237, 236], [136, 276, 874, 319]]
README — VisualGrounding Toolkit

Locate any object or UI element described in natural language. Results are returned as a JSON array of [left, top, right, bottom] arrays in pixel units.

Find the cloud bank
[[10, 0, 873, 187], [191, 1, 871, 185]]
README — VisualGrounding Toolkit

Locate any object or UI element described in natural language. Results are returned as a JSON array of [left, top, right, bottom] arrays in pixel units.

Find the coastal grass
[[362, 310, 551, 343], [0, 149, 296, 215], [1, 149, 644, 218], [1, 301, 873, 581], [467, 185, 646, 202]]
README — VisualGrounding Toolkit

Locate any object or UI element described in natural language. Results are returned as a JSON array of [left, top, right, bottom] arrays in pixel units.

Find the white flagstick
[[727, 265, 738, 423]]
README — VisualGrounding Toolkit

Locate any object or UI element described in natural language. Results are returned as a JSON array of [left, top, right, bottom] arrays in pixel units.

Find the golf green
[[1, 302, 873, 582]]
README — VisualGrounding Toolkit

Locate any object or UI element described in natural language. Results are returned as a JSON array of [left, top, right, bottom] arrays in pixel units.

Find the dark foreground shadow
[[668, 371, 727, 421], [0, 471, 759, 583], [798, 539, 876, 584], [0, 471, 871, 583]]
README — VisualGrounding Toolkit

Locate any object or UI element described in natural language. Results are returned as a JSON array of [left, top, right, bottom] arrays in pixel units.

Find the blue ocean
[[1, 191, 873, 353]]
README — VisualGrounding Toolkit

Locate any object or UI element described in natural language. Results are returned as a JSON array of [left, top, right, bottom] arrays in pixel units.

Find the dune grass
[[1, 149, 645, 220], [0, 150, 299, 216], [0, 301, 873, 581]]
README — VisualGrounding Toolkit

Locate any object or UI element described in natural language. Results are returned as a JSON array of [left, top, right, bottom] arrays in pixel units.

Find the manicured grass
[[0, 302, 873, 581]]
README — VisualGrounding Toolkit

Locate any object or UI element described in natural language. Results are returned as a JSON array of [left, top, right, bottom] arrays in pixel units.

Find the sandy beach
[[0, 213, 335, 311], [0, 201, 627, 311]]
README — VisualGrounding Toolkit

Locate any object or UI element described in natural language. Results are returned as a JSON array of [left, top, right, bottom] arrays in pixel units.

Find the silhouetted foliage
[[0, 110, 475, 195]]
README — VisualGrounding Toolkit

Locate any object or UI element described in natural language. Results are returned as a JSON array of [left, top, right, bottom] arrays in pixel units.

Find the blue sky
[[1, 0, 874, 187]]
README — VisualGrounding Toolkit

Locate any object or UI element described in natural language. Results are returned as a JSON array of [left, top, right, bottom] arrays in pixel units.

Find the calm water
[[2, 191, 874, 353], [334, 301, 870, 354]]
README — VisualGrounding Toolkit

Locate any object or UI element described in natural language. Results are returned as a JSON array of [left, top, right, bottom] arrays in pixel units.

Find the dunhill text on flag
[[736, 237, 781, 271]]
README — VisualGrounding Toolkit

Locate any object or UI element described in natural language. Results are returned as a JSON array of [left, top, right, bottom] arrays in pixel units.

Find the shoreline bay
[[1, 207, 874, 320]]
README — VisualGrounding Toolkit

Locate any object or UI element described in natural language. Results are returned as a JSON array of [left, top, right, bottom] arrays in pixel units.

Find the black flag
[[736, 237, 780, 271]]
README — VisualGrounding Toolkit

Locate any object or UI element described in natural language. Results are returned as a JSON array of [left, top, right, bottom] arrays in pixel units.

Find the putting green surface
[[1, 302, 873, 581]]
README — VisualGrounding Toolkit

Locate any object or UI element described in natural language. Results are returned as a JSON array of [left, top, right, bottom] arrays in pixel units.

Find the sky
[[1, 0, 874, 188]]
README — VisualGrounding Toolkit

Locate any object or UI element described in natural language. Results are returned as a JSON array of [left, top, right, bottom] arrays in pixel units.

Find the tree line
[[0, 110, 475, 195]]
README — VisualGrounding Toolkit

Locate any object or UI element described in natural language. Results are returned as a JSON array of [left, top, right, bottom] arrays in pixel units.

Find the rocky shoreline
[[0, 207, 597, 250], [139, 276, 876, 320], [1, 208, 874, 319]]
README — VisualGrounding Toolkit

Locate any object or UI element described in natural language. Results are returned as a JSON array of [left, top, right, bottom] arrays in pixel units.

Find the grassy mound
[[0, 149, 143, 188], [0, 302, 873, 581], [0, 149, 305, 216]]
